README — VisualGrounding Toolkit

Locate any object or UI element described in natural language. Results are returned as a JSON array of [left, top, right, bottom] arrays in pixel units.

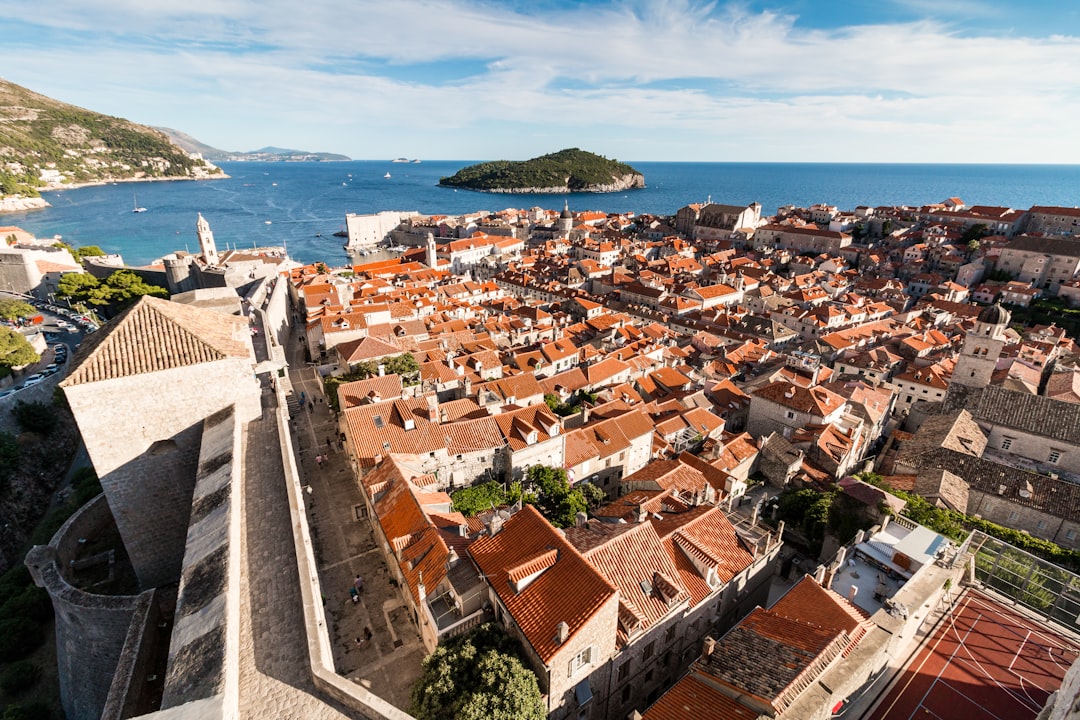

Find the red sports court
[[868, 588, 1078, 720]]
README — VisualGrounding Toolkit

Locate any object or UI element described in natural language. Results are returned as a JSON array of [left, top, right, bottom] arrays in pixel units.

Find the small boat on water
[[132, 194, 147, 213], [383, 172, 392, 179], [264, 220, 272, 225]]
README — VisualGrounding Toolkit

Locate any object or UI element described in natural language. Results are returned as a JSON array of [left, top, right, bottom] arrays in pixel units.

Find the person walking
[[354, 575, 364, 593]]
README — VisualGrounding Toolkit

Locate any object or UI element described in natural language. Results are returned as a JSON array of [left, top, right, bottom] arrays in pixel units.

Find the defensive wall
[[25, 495, 153, 720]]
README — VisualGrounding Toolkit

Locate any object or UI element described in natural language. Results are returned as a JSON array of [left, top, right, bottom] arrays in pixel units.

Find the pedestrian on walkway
[[354, 575, 364, 593], [300, 391, 306, 403], [315, 454, 323, 467], [308, 401, 314, 413], [326, 436, 333, 451]]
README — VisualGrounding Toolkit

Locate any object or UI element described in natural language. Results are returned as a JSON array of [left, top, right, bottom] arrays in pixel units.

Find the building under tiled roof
[[701, 608, 838, 707], [641, 673, 758, 720], [468, 505, 617, 664], [972, 384, 1080, 446], [61, 295, 251, 387]]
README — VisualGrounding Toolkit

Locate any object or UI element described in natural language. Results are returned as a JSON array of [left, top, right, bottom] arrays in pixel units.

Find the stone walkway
[[284, 331, 425, 711], [236, 390, 360, 719]]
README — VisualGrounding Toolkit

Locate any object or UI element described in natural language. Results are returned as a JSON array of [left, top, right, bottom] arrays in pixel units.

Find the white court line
[[1010, 630, 1031, 672], [907, 611, 981, 720], [934, 678, 1011, 720], [948, 604, 1047, 711], [875, 593, 975, 720], [967, 593, 1080, 656]]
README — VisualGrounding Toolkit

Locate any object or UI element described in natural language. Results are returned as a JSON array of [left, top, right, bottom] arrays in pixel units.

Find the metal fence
[[968, 530, 1080, 637]]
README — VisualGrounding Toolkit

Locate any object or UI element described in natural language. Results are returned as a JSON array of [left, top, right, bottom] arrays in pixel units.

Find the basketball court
[[867, 588, 1078, 720]]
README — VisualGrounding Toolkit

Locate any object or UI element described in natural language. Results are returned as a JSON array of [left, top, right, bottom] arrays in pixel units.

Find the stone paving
[[283, 330, 425, 712], [236, 388, 360, 719]]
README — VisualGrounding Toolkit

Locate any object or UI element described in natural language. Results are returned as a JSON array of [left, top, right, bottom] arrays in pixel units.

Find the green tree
[[527, 465, 587, 528], [452, 481, 509, 517], [384, 352, 420, 381], [411, 623, 544, 720], [58, 269, 166, 310], [0, 327, 39, 368], [0, 299, 35, 322], [578, 482, 608, 511], [961, 223, 989, 245], [101, 269, 168, 307], [12, 400, 57, 436]]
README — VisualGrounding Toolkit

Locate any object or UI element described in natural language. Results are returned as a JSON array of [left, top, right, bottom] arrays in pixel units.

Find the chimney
[[426, 394, 438, 422], [555, 621, 570, 646], [635, 504, 648, 524], [848, 585, 858, 602], [701, 636, 717, 660], [378, 363, 386, 377], [575, 511, 588, 528]]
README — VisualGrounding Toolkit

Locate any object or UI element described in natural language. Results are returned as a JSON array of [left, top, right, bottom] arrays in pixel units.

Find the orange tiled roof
[[468, 505, 616, 664]]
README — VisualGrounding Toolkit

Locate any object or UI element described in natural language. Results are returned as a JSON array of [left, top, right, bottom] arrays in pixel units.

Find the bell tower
[[952, 303, 1010, 388], [197, 213, 219, 267]]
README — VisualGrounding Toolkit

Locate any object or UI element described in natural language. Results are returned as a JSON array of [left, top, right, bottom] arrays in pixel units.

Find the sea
[[5, 161, 1080, 267]]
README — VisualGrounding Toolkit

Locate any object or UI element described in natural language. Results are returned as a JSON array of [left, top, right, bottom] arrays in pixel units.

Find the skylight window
[[373, 415, 385, 429]]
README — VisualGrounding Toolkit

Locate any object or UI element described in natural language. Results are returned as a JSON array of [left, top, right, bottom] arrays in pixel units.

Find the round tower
[[953, 303, 1011, 388]]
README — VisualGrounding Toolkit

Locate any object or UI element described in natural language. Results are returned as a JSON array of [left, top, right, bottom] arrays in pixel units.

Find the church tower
[[197, 212, 219, 267], [425, 232, 437, 269], [952, 303, 1011, 388], [559, 201, 573, 235]]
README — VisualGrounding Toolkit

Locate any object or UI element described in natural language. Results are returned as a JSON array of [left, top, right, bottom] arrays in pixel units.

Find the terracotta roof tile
[[468, 505, 616, 663], [62, 296, 251, 387]]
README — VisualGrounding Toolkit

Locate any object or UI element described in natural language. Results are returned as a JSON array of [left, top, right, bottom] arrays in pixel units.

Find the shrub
[[0, 701, 52, 720], [0, 661, 41, 695], [0, 586, 52, 624], [0, 617, 44, 662], [11, 401, 56, 436]]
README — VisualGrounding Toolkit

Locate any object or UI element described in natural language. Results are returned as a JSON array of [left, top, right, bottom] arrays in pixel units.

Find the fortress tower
[[952, 303, 1011, 389], [197, 212, 219, 267]]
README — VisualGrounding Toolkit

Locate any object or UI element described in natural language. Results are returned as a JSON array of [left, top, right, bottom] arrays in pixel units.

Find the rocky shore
[[0, 195, 49, 213], [464, 172, 646, 194]]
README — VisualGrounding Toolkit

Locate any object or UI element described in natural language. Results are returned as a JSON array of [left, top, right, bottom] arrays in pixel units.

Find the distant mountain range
[[0, 78, 223, 199], [156, 128, 351, 162]]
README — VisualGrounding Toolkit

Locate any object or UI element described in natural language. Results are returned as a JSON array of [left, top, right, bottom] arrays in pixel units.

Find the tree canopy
[[411, 623, 545, 720], [527, 465, 589, 528], [0, 300, 35, 322], [439, 148, 642, 192], [0, 327, 39, 368], [57, 269, 167, 310]]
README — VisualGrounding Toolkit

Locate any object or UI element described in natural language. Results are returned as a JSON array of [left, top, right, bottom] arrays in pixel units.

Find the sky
[[2, 0, 1079, 163]]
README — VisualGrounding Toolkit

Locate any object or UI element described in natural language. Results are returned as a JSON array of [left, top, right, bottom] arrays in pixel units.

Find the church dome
[[560, 202, 572, 219], [977, 303, 1011, 326]]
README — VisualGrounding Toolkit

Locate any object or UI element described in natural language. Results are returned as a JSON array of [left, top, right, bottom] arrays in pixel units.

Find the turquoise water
[[5, 161, 1079, 266]]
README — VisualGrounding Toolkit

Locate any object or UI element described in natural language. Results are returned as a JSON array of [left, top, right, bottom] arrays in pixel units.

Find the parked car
[[0, 388, 16, 399], [21, 374, 45, 388]]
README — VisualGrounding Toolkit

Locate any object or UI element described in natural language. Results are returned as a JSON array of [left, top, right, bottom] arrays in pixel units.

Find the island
[[438, 148, 645, 194]]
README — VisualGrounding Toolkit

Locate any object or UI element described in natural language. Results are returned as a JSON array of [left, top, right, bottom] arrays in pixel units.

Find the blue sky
[[2, 0, 1078, 162]]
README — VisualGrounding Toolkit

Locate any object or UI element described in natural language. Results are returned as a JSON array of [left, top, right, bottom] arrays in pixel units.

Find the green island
[[0, 78, 222, 201], [438, 148, 645, 194]]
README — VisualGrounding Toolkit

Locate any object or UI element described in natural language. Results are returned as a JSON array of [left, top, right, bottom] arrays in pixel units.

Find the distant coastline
[[1, 174, 230, 214]]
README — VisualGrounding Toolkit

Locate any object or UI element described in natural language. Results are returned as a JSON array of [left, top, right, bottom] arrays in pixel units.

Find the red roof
[[468, 505, 617, 663]]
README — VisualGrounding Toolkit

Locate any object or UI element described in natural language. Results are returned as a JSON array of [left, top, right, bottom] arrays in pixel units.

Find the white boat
[[264, 220, 272, 225], [383, 172, 392, 179], [132, 194, 147, 213]]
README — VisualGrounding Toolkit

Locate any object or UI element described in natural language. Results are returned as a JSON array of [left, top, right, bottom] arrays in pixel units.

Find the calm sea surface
[[5, 161, 1079, 267]]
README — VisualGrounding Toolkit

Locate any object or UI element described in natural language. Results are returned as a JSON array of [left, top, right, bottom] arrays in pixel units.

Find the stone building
[[59, 295, 260, 588], [30, 295, 262, 720]]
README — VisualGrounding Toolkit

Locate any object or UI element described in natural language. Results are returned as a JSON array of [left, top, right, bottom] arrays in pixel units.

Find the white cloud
[[2, 0, 1078, 161]]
